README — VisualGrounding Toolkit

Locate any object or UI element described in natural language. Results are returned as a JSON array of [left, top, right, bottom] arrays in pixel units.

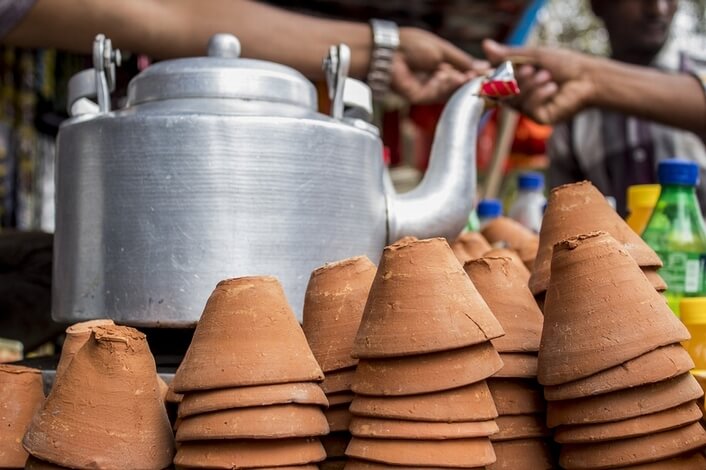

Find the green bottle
[[642, 159, 706, 316]]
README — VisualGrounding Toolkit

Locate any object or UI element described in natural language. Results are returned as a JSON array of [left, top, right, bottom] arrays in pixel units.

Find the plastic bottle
[[477, 198, 503, 229], [642, 159, 706, 316], [508, 172, 546, 233], [680, 297, 706, 371], [626, 184, 661, 235]]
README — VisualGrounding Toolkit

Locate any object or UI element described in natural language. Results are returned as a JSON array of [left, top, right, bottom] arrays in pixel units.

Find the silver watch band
[[368, 19, 400, 101]]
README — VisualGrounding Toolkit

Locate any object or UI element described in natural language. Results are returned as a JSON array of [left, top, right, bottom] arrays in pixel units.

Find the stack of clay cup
[[529, 181, 664, 309], [481, 216, 539, 270], [302, 256, 377, 470], [464, 256, 555, 469], [172, 276, 330, 469], [345, 237, 506, 469], [22, 324, 174, 469], [0, 365, 44, 469], [540, 231, 706, 469]]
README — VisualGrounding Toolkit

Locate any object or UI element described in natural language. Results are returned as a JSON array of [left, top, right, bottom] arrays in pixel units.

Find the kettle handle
[[67, 34, 121, 116], [322, 44, 351, 120]]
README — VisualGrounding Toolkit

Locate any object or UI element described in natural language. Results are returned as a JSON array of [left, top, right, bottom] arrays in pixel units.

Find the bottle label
[[657, 251, 706, 294]]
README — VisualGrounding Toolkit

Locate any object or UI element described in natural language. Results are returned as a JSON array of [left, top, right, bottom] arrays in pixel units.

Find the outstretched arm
[[483, 39, 706, 135], [4, 0, 489, 103]]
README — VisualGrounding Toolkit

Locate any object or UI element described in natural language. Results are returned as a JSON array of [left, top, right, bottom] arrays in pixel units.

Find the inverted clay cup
[[174, 438, 326, 469], [302, 256, 377, 372], [543, 343, 694, 401], [173, 276, 324, 392], [349, 416, 499, 440], [352, 237, 504, 359], [481, 217, 539, 268], [0, 365, 44, 469], [538, 232, 689, 386], [176, 403, 330, 441], [23, 325, 174, 470], [529, 181, 662, 296], [352, 342, 503, 396], [488, 438, 555, 470], [559, 421, 706, 469], [178, 382, 328, 418], [644, 268, 668, 292], [451, 232, 492, 263], [465, 257, 543, 353], [55, 319, 115, 379], [349, 380, 498, 422]]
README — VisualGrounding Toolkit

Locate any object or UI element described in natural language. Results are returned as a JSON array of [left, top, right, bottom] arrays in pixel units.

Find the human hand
[[391, 27, 490, 104], [482, 39, 598, 124]]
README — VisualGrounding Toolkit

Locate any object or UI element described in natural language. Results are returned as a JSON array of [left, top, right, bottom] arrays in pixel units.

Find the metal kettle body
[[53, 35, 485, 325]]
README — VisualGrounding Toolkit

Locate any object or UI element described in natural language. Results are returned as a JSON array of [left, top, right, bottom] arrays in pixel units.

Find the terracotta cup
[[559, 422, 706, 469], [349, 381, 498, 422], [351, 238, 504, 359], [553, 400, 703, 444], [176, 403, 329, 441], [483, 248, 531, 281], [325, 404, 352, 432], [494, 353, 538, 379], [173, 276, 323, 393], [487, 438, 555, 470], [178, 382, 328, 418], [174, 438, 326, 468], [352, 342, 503, 396], [345, 461, 485, 470], [539, 232, 689, 386], [591, 452, 706, 469], [321, 367, 356, 395], [349, 417, 499, 440], [345, 437, 496, 467], [55, 319, 115, 379], [0, 365, 44, 469], [452, 232, 492, 263], [23, 457, 70, 469], [23, 325, 174, 470], [491, 414, 550, 441], [529, 181, 662, 296], [644, 268, 668, 292], [487, 379, 545, 416], [481, 217, 539, 268], [543, 343, 694, 401], [546, 372, 703, 428], [465, 257, 542, 353], [302, 256, 376, 373], [319, 462, 346, 470]]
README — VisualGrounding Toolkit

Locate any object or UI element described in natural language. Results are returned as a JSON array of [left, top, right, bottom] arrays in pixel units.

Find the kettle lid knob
[[208, 34, 242, 58]]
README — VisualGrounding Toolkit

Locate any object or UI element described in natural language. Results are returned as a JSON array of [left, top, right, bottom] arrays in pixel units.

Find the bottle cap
[[627, 184, 661, 210], [658, 159, 700, 186], [680, 298, 706, 325], [477, 199, 503, 219], [517, 171, 544, 191]]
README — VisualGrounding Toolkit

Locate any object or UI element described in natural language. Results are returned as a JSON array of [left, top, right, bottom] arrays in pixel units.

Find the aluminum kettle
[[53, 34, 490, 326]]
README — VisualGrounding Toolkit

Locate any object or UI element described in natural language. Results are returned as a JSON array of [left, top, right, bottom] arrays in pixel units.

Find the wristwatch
[[367, 19, 400, 101]]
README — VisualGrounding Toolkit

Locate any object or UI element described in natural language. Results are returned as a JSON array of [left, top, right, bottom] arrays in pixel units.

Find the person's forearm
[[4, 0, 373, 79], [588, 55, 706, 135]]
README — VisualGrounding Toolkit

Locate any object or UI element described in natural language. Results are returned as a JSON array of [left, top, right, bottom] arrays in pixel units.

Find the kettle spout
[[387, 77, 485, 243]]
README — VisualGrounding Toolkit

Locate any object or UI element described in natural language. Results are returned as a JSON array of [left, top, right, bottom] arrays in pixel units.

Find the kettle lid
[[126, 34, 317, 109]]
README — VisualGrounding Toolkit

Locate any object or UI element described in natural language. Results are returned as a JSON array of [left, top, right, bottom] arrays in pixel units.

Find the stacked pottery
[[172, 276, 329, 469], [346, 237, 505, 469], [540, 232, 706, 469], [451, 232, 491, 264], [0, 365, 44, 469], [23, 325, 174, 469], [55, 319, 115, 379], [530, 181, 664, 307], [464, 256, 554, 469], [302, 256, 377, 470], [481, 216, 539, 270]]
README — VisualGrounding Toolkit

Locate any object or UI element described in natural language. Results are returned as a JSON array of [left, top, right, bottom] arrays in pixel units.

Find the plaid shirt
[[548, 53, 706, 217]]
